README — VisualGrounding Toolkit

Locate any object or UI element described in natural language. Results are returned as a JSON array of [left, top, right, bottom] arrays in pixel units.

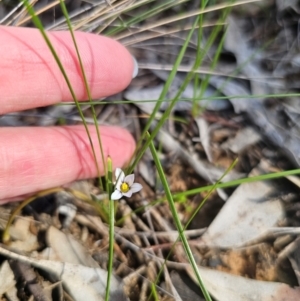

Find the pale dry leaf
[[0, 246, 126, 301], [200, 160, 284, 248], [124, 85, 164, 116], [195, 117, 213, 162], [187, 265, 300, 301], [46, 226, 99, 268], [220, 16, 300, 166], [0, 261, 17, 296], [221, 127, 261, 153], [8, 217, 39, 252]]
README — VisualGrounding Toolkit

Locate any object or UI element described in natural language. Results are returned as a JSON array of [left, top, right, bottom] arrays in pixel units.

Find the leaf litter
[[1, 1, 300, 300]]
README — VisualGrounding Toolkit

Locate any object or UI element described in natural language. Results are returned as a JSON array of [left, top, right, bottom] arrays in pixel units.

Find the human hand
[[0, 26, 137, 203]]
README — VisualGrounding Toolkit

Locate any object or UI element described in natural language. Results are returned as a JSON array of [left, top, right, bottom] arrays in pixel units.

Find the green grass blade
[[173, 168, 300, 199], [105, 0, 187, 37], [185, 159, 238, 229], [193, 18, 228, 115], [58, 0, 106, 189], [149, 159, 238, 300], [21, 0, 102, 186], [127, 15, 200, 174], [105, 157, 114, 301], [116, 166, 300, 226], [130, 1, 234, 174], [148, 132, 212, 301]]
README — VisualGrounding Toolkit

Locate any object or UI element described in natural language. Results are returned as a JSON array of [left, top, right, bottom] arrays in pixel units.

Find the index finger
[[0, 26, 136, 114]]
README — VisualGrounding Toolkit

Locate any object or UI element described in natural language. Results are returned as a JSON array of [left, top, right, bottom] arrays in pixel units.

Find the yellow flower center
[[120, 182, 130, 193]]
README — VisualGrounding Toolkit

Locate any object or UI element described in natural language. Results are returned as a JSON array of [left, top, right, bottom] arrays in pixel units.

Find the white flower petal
[[115, 168, 125, 190], [111, 190, 123, 200], [115, 168, 122, 179], [122, 190, 133, 198], [130, 183, 143, 193], [124, 174, 135, 186]]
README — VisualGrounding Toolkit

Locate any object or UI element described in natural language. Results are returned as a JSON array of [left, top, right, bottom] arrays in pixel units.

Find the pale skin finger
[[0, 126, 135, 201], [0, 27, 137, 202], [0, 26, 135, 114]]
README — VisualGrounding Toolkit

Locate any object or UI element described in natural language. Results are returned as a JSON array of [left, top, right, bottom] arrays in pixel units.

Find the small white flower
[[111, 168, 143, 200]]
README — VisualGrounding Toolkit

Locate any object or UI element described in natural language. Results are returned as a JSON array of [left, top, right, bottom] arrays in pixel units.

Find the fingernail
[[132, 55, 139, 78]]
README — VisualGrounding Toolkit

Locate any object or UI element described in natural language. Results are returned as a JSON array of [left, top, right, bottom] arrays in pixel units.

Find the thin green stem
[[105, 157, 114, 301], [21, 0, 102, 187], [148, 133, 212, 301], [59, 0, 105, 189], [127, 15, 200, 174]]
